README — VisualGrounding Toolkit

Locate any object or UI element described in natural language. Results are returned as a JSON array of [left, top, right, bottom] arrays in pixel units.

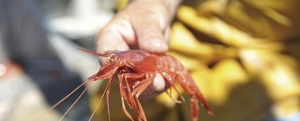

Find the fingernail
[[148, 39, 168, 53]]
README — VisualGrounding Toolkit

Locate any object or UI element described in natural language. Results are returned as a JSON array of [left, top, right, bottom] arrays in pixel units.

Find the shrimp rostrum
[[79, 48, 213, 121]]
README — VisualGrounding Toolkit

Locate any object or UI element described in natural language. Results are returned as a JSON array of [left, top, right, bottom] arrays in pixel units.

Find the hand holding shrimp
[[91, 0, 213, 120], [95, 0, 178, 98]]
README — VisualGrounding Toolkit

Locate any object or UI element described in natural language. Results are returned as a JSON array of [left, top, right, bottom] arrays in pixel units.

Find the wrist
[[162, 0, 182, 18], [130, 0, 182, 18]]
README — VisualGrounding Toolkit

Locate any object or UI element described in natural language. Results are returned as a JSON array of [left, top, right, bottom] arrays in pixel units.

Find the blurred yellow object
[[170, 21, 238, 65], [209, 58, 249, 105], [115, 0, 128, 11]]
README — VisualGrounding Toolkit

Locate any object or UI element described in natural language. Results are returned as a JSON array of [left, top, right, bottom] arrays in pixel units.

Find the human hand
[[95, 0, 181, 99]]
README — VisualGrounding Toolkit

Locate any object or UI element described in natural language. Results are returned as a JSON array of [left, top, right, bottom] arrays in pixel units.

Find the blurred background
[[0, 0, 114, 120], [1, 0, 300, 121]]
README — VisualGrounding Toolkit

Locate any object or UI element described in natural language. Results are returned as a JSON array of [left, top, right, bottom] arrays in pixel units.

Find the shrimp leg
[[117, 73, 145, 121], [177, 73, 213, 121], [161, 71, 186, 103], [120, 73, 154, 121]]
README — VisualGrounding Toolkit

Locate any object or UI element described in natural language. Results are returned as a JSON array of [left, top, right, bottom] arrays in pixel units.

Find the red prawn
[[82, 48, 213, 120], [45, 48, 213, 121]]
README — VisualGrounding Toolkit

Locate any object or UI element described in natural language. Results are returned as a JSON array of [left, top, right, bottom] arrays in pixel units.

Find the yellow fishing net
[[91, 0, 300, 120]]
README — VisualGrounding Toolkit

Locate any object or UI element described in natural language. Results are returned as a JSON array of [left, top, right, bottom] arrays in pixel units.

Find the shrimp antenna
[[77, 48, 114, 57], [37, 81, 88, 120], [59, 81, 93, 121]]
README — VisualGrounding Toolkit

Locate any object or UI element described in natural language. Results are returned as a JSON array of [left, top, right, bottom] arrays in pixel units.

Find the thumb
[[131, 12, 170, 53]]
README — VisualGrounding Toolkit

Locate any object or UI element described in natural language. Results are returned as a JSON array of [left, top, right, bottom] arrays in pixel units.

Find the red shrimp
[[45, 48, 213, 121]]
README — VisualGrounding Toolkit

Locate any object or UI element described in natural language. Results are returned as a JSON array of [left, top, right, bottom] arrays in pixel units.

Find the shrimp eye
[[106, 56, 116, 63]]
